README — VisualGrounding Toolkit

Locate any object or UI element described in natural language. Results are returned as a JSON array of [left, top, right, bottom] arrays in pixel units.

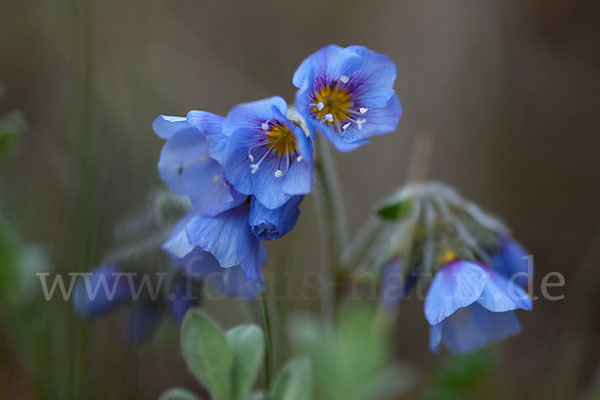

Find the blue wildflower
[[492, 237, 532, 288], [154, 112, 246, 217], [184, 204, 267, 284], [73, 264, 132, 318], [249, 195, 303, 240], [73, 265, 201, 342], [221, 97, 313, 209], [425, 260, 532, 353], [293, 44, 402, 152], [162, 212, 264, 299]]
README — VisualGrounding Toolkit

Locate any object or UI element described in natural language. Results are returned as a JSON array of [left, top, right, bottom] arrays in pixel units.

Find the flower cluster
[[376, 183, 533, 353], [155, 45, 402, 299]]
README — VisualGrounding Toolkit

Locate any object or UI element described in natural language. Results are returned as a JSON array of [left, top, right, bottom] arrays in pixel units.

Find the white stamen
[[340, 75, 349, 83], [274, 169, 284, 178], [317, 101, 325, 111], [248, 154, 255, 162], [261, 122, 269, 131], [250, 164, 259, 174], [356, 118, 366, 130], [325, 113, 334, 122], [342, 122, 351, 130], [359, 107, 368, 114], [296, 155, 303, 162], [212, 175, 220, 182]]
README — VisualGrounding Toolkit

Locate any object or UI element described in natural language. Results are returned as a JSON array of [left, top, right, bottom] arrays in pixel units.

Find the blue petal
[[477, 269, 533, 312], [222, 96, 288, 137], [434, 303, 522, 354], [424, 261, 487, 325], [346, 45, 397, 108], [73, 265, 132, 318], [153, 115, 189, 139], [185, 205, 267, 283], [292, 44, 363, 90], [185, 111, 224, 136], [429, 323, 443, 353], [492, 238, 532, 288], [123, 301, 164, 343], [157, 119, 245, 216], [249, 195, 302, 240], [163, 216, 263, 299]]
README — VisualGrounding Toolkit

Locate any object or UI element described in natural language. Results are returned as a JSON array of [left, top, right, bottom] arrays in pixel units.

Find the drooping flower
[[220, 97, 313, 209], [424, 260, 532, 353], [293, 45, 402, 152], [492, 237, 532, 288], [184, 204, 267, 284], [73, 265, 200, 342], [162, 212, 264, 299], [249, 195, 303, 240], [153, 112, 246, 217]]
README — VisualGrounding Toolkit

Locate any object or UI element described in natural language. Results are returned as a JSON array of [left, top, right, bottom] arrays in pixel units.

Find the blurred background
[[1, 0, 600, 399]]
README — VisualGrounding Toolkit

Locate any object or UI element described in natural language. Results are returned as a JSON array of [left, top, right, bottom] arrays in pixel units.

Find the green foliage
[[0, 110, 25, 163], [179, 309, 267, 400], [376, 197, 413, 221], [269, 358, 312, 400], [159, 388, 203, 400], [290, 303, 412, 400], [226, 325, 264, 400], [421, 350, 496, 400], [181, 309, 234, 400]]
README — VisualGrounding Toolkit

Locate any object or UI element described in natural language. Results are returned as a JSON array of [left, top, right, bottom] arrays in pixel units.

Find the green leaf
[[158, 387, 202, 400], [181, 309, 233, 400], [225, 324, 264, 400], [376, 198, 413, 221], [269, 357, 312, 400]]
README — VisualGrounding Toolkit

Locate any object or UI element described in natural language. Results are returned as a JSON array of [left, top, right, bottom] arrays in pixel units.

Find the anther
[[248, 154, 255, 162], [317, 101, 325, 111], [325, 113, 334, 122], [261, 122, 269, 131], [274, 169, 284, 178], [340, 75, 349, 83], [250, 164, 259, 174], [359, 107, 368, 114], [296, 155, 303, 162], [342, 122, 351, 130]]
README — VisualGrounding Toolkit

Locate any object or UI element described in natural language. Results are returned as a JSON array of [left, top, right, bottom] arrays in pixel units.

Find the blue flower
[[162, 212, 264, 299], [154, 112, 246, 217], [220, 97, 313, 209], [293, 45, 402, 152], [492, 237, 532, 288], [425, 260, 532, 353], [249, 195, 303, 240], [184, 204, 267, 284], [73, 265, 201, 342], [73, 264, 133, 318]]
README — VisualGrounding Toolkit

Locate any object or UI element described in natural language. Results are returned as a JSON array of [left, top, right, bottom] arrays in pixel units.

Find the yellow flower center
[[312, 85, 353, 125], [439, 246, 459, 265], [265, 123, 297, 156]]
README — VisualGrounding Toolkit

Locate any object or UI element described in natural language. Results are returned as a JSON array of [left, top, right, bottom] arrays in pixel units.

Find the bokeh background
[[1, 0, 600, 399]]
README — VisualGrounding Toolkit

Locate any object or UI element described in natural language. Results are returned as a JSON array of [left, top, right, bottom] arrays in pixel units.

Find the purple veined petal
[[185, 111, 224, 136], [222, 96, 288, 137], [345, 45, 397, 108], [424, 260, 488, 326]]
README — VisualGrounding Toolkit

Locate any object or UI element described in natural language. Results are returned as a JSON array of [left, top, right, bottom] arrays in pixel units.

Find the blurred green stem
[[314, 139, 348, 321], [260, 292, 273, 389]]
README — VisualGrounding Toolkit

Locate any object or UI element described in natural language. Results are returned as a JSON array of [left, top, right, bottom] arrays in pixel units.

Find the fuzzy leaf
[[269, 357, 312, 400], [376, 198, 413, 221], [181, 309, 233, 400], [225, 324, 264, 400]]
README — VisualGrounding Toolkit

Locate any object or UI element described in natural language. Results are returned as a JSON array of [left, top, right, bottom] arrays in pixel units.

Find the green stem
[[314, 139, 347, 321], [260, 292, 273, 389]]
